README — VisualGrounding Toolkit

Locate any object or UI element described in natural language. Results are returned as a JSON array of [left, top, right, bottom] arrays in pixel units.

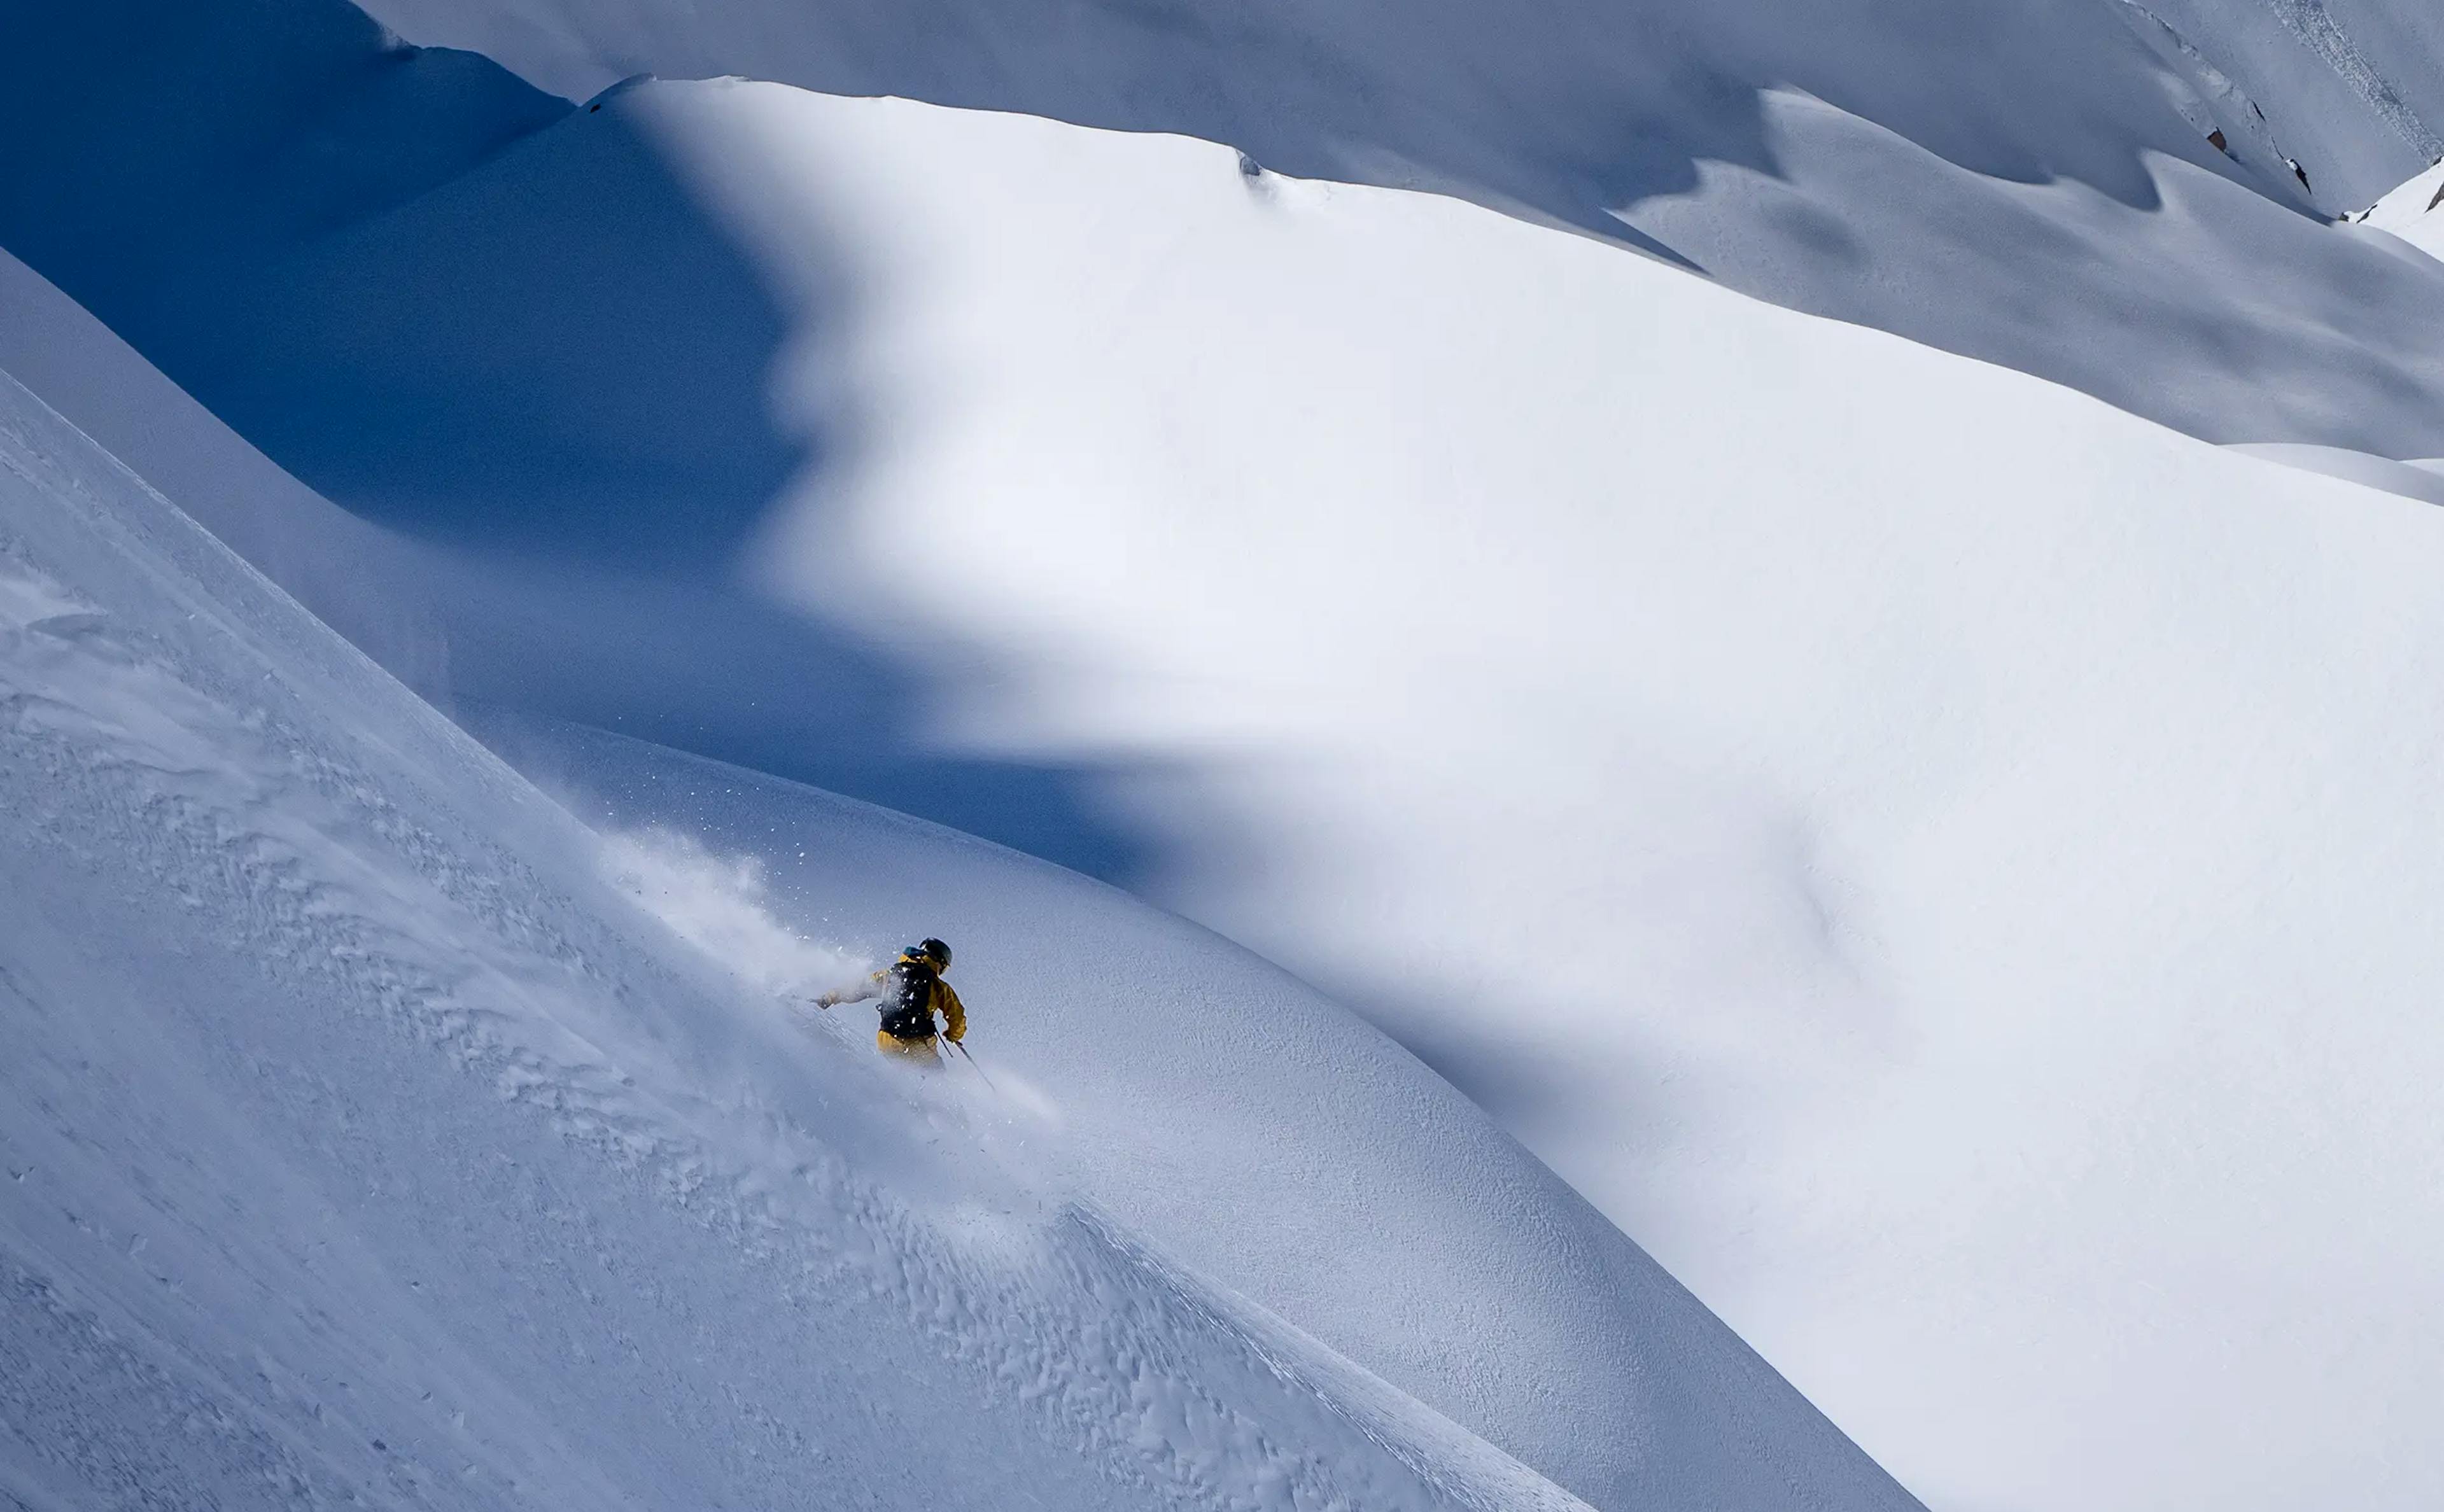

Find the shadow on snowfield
[[0, 0, 1158, 884]]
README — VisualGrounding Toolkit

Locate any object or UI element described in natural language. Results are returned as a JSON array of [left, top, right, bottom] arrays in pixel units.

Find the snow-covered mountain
[[7, 1, 2444, 1509], [293, 0, 2444, 456], [570, 85, 2444, 1512], [0, 356, 1916, 1507]]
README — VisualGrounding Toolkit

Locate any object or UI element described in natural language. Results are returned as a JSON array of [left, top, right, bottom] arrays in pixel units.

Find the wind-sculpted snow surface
[[14, 0, 2444, 473], [0, 374, 1921, 1508], [336, 0, 2444, 454]]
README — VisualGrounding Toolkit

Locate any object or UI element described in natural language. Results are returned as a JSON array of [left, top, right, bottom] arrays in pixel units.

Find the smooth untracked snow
[[2227, 440, 2444, 508], [552, 84, 2438, 1512], [0, 368, 1918, 1507]]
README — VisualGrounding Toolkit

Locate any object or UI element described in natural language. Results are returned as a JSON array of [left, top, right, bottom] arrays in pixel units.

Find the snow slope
[[488, 717, 1923, 1510], [0, 249, 447, 694], [17, 0, 2444, 478], [2355, 155, 2444, 256], [2128, 0, 2444, 202], [579, 84, 2439, 1512], [11, 38, 2444, 1507], [337, 0, 2444, 456], [0, 366, 1918, 1505]]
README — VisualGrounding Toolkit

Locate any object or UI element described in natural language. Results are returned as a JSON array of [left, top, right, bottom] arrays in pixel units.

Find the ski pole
[[953, 1040, 996, 1090]]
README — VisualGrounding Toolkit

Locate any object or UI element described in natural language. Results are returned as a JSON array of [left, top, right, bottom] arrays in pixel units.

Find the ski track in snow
[[2263, 0, 2443, 160], [0, 379, 1591, 1511], [2112, 2, 2301, 190]]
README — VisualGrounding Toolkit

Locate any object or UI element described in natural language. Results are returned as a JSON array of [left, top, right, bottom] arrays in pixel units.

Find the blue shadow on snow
[[0, 0, 1156, 885]]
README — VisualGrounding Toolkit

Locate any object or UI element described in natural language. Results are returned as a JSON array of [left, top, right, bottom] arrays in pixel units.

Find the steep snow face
[[0, 368, 1918, 1508], [11, 55, 2443, 1506], [334, 0, 2444, 455], [2354, 157, 2444, 255], [353, 0, 2444, 209], [488, 718, 1927, 1511], [564, 83, 2440, 1512], [0, 249, 449, 692], [0, 1, 567, 365], [2128, 0, 2444, 204], [0, 1, 803, 570]]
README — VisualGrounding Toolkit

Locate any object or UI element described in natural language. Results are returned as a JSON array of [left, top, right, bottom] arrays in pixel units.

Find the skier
[[816, 938, 967, 1065]]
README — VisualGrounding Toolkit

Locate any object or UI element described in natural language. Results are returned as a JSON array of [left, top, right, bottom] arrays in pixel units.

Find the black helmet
[[910, 937, 952, 970]]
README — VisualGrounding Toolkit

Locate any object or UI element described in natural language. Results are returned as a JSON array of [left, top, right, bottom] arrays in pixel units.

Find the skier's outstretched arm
[[817, 969, 890, 1010], [938, 983, 967, 1044]]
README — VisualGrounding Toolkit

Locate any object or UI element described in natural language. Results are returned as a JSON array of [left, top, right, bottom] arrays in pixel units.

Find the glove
[[815, 992, 838, 1009]]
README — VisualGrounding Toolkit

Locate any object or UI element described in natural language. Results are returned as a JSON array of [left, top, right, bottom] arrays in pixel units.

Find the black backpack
[[878, 958, 939, 1040]]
